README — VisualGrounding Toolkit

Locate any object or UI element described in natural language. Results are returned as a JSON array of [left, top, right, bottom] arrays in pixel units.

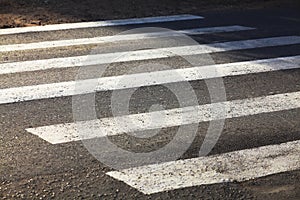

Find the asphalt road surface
[[0, 7, 300, 200]]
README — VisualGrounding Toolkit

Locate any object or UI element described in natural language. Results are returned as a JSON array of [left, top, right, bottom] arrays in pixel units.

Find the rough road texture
[[0, 0, 299, 28]]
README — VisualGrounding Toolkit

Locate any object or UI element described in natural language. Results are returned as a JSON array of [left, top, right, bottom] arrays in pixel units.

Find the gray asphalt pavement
[[0, 7, 300, 200]]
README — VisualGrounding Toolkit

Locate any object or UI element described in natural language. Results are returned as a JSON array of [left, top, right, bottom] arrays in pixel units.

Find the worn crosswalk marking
[[107, 140, 300, 194], [0, 14, 203, 35], [1, 36, 299, 75], [26, 91, 300, 144], [0, 26, 254, 52], [1, 55, 299, 105]]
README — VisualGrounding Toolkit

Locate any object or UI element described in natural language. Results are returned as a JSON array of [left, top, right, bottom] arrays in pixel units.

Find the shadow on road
[[0, 0, 299, 28]]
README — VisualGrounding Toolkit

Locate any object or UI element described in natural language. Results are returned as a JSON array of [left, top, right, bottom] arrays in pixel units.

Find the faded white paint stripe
[[0, 15, 203, 35], [1, 36, 299, 75], [107, 140, 300, 194], [26, 91, 300, 144], [0, 26, 255, 52], [1, 55, 299, 105]]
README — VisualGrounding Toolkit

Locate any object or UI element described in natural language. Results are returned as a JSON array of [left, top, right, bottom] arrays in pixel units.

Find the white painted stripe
[[0, 26, 255, 52], [0, 15, 203, 35], [107, 140, 300, 194], [1, 36, 299, 75], [26, 91, 300, 144], [1, 55, 299, 105]]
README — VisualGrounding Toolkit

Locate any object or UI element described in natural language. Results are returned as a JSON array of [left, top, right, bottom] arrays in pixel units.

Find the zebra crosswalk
[[0, 13, 299, 196]]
